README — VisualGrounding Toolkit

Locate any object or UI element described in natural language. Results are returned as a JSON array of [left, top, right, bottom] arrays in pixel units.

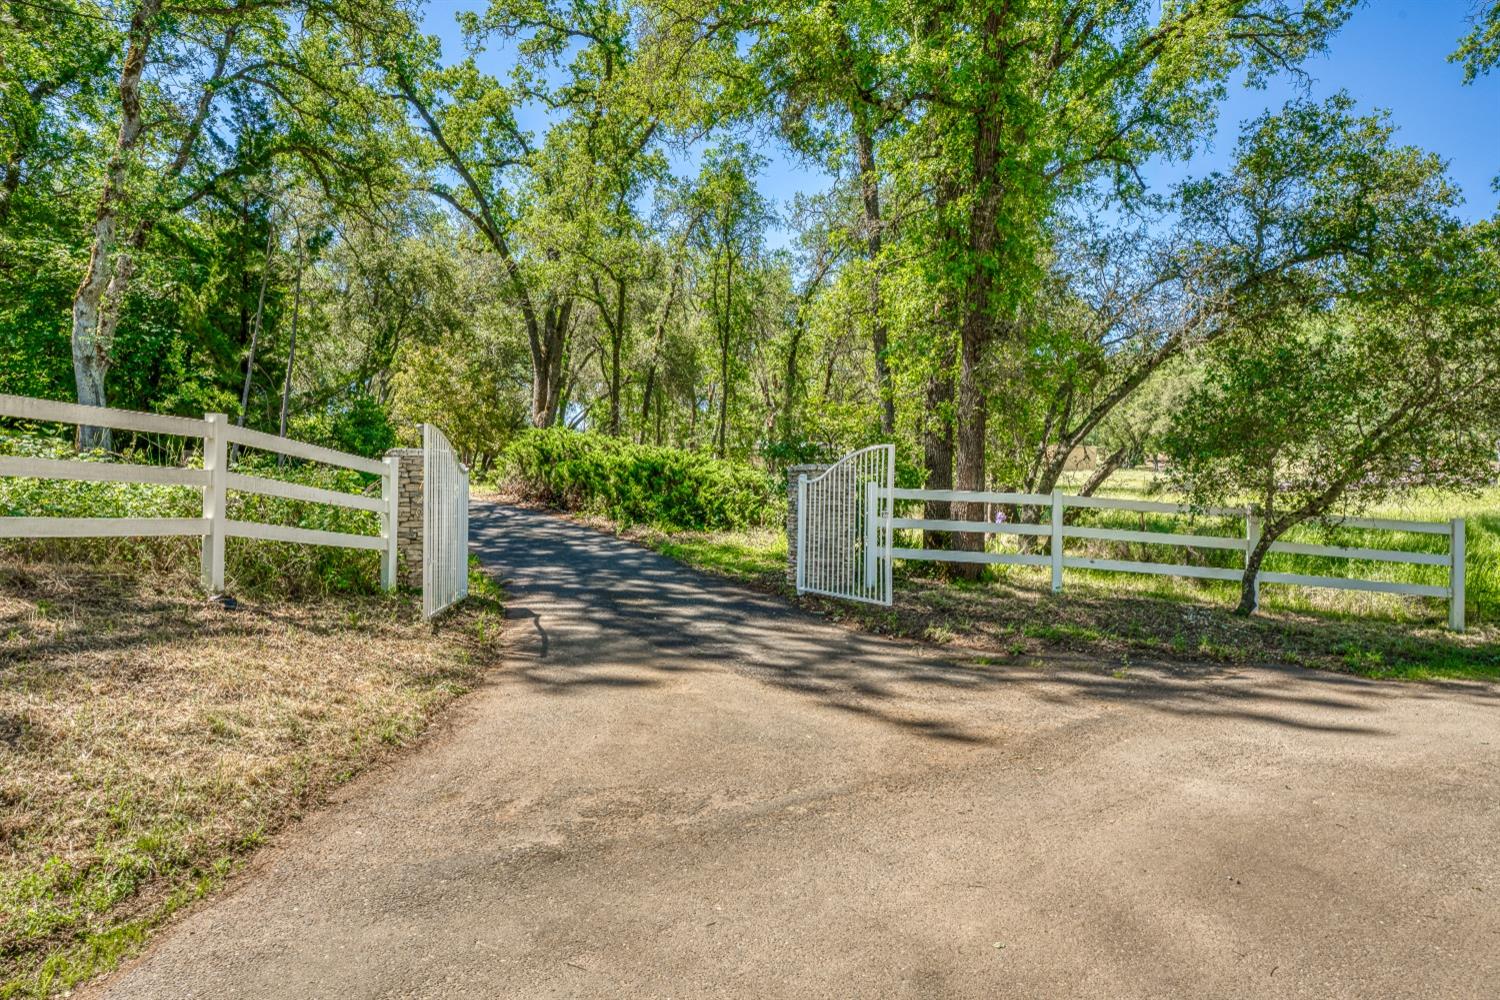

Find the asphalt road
[[92, 503, 1500, 999]]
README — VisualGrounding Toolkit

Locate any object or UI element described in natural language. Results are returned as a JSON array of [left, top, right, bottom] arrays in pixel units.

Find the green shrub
[[289, 392, 397, 458], [0, 432, 384, 597], [499, 428, 782, 530]]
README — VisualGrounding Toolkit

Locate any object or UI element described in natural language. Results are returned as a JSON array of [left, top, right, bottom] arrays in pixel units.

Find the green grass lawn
[[1050, 475, 1498, 627], [620, 482, 1500, 684]]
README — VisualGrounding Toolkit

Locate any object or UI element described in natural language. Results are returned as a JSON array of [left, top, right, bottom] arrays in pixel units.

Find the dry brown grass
[[0, 555, 504, 997]]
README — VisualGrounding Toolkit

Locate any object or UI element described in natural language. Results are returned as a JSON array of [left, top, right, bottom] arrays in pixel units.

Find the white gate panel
[[796, 444, 894, 606], [423, 423, 470, 618]]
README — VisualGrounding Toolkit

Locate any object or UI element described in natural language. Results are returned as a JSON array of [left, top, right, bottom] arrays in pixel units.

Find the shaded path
[[93, 504, 1500, 999]]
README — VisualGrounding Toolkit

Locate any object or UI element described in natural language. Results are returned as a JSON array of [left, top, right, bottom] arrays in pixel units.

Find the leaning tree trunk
[[1076, 446, 1128, 500], [1236, 532, 1276, 616], [70, 0, 159, 450]]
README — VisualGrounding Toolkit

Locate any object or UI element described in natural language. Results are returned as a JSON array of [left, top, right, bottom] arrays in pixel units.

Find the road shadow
[[466, 504, 1488, 745]]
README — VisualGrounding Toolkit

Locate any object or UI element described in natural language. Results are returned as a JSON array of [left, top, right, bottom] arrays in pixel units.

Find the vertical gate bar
[[422, 425, 432, 617], [846, 461, 858, 593], [871, 451, 876, 600], [834, 465, 841, 596], [828, 471, 835, 594], [868, 452, 877, 599], [796, 474, 807, 592], [827, 470, 834, 593], [813, 472, 822, 593], [811, 472, 819, 593], [838, 465, 846, 595], [869, 452, 877, 600], [876, 449, 888, 605], [812, 474, 820, 593], [828, 467, 835, 595], [864, 475, 875, 591], [815, 473, 822, 593], [851, 460, 860, 596], [461, 470, 470, 599]]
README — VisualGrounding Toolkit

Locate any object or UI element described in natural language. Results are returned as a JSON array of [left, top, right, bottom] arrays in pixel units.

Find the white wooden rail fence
[[0, 393, 397, 593], [836, 483, 1465, 631]]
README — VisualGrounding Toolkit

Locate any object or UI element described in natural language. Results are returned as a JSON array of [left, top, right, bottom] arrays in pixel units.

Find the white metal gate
[[796, 444, 894, 605], [423, 423, 470, 618]]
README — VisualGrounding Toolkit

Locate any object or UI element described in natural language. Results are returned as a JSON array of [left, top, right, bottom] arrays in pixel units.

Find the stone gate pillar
[[386, 447, 424, 589]]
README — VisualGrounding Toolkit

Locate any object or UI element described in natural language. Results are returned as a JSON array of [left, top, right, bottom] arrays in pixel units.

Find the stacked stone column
[[386, 447, 424, 589]]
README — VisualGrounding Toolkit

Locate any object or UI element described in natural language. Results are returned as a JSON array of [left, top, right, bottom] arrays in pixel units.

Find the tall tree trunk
[[654, 384, 664, 445], [237, 223, 275, 428], [853, 112, 894, 436], [278, 242, 303, 446], [639, 365, 656, 440], [637, 263, 683, 443], [530, 296, 573, 427], [608, 276, 626, 435], [0, 157, 21, 227], [782, 319, 804, 443], [948, 8, 1010, 578], [715, 252, 734, 458], [922, 340, 956, 557], [70, 0, 159, 449]]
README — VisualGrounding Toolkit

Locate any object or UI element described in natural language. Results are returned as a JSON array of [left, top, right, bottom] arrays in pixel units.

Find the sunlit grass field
[[1049, 471, 1497, 627]]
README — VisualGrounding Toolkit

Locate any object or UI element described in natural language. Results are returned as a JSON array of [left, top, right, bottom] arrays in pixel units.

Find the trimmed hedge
[[499, 428, 781, 530]]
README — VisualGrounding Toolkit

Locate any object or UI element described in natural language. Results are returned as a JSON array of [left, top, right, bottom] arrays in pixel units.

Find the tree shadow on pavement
[[472, 504, 1494, 746]]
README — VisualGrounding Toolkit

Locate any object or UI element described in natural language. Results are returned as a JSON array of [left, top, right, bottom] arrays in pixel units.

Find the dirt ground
[[88, 504, 1500, 999]]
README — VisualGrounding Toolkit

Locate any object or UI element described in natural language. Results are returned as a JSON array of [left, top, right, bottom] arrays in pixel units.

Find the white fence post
[[864, 480, 878, 588], [381, 455, 398, 592], [1449, 518, 1466, 632], [1246, 505, 1262, 609], [1050, 489, 1064, 593], [200, 412, 227, 592]]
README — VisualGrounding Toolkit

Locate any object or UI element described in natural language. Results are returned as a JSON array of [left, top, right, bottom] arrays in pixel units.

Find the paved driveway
[[93, 504, 1500, 998]]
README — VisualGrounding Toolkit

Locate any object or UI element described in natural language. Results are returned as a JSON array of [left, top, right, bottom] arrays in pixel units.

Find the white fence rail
[[882, 487, 1466, 631], [422, 423, 469, 618], [0, 393, 397, 593]]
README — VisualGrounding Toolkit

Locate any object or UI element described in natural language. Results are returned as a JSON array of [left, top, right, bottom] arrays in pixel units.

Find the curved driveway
[[93, 503, 1500, 999]]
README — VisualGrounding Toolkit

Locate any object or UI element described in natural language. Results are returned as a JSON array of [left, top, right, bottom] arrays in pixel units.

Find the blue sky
[[423, 1, 1500, 246]]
